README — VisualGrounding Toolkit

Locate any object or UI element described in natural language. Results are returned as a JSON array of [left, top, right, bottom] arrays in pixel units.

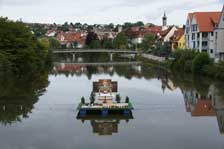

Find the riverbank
[[139, 50, 224, 81]]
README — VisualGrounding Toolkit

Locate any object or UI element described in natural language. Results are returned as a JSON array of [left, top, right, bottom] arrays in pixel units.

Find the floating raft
[[77, 79, 134, 118], [77, 114, 134, 120], [77, 102, 134, 117]]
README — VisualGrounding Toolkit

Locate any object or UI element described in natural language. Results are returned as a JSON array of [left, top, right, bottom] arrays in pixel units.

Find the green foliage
[[90, 92, 95, 104], [0, 17, 52, 77], [89, 40, 101, 49], [141, 33, 156, 51], [114, 32, 128, 49], [81, 97, 85, 104], [48, 37, 60, 49], [125, 96, 130, 103], [0, 70, 49, 125], [192, 52, 211, 74], [170, 49, 224, 80], [102, 38, 114, 49], [58, 22, 69, 32], [30, 24, 47, 38], [171, 50, 198, 72], [116, 94, 121, 103]]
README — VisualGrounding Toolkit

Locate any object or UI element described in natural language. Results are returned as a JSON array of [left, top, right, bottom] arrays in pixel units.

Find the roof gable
[[193, 12, 221, 32]]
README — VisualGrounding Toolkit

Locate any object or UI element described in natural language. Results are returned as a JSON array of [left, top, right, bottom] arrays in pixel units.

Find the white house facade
[[185, 12, 221, 59]]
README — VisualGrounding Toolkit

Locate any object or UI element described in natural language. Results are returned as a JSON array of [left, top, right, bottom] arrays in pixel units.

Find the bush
[[201, 64, 217, 77], [171, 49, 197, 71], [184, 60, 192, 73], [192, 53, 211, 74]]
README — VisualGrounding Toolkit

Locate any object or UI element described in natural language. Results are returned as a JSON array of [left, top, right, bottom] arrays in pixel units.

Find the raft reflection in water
[[77, 114, 133, 136]]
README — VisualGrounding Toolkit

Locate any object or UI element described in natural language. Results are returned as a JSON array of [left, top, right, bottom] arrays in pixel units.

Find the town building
[[171, 28, 185, 51], [185, 12, 221, 59], [130, 12, 177, 47], [214, 6, 224, 61], [56, 31, 86, 48]]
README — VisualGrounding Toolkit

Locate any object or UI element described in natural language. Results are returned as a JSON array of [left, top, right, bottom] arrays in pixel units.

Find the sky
[[0, 0, 223, 25]]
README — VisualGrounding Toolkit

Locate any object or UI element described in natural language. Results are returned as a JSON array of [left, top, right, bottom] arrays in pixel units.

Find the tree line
[[0, 17, 52, 78]]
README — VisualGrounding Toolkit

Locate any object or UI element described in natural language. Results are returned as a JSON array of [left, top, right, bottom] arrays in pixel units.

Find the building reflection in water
[[53, 56, 224, 135], [183, 84, 224, 134], [77, 115, 133, 136]]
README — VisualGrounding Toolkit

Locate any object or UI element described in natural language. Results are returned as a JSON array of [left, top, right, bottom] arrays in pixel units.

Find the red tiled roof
[[171, 28, 184, 42], [192, 12, 221, 32], [144, 26, 162, 34], [56, 31, 85, 44], [56, 64, 85, 72], [191, 100, 216, 117]]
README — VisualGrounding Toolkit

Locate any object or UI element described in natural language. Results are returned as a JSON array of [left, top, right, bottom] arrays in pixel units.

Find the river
[[0, 54, 224, 149]]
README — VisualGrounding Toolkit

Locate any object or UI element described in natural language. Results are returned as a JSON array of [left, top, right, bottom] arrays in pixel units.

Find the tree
[[81, 97, 85, 104], [85, 32, 98, 47], [114, 32, 128, 49], [89, 40, 101, 49], [123, 22, 133, 29], [192, 52, 211, 74], [102, 38, 114, 49], [90, 92, 95, 104], [134, 21, 144, 26], [125, 96, 130, 103], [141, 33, 156, 51], [58, 22, 69, 32], [48, 37, 60, 49], [0, 17, 52, 76], [116, 94, 121, 103]]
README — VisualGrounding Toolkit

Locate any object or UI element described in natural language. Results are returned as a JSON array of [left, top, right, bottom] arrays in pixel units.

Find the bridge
[[53, 49, 139, 61], [53, 49, 139, 54], [54, 61, 141, 66]]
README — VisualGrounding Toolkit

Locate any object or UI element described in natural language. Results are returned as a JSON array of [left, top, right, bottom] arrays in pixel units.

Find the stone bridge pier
[[72, 53, 76, 62], [110, 53, 114, 61]]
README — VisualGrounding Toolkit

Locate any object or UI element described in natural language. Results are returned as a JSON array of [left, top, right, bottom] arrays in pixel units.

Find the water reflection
[[77, 115, 133, 136], [183, 84, 224, 134], [53, 56, 224, 135], [0, 74, 49, 125]]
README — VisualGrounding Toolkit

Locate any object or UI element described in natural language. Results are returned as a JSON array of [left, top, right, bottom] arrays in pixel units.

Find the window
[[202, 41, 208, 47], [211, 32, 214, 36], [202, 32, 208, 38], [192, 33, 195, 40], [193, 41, 196, 49], [210, 49, 214, 54], [191, 24, 197, 32], [202, 49, 208, 52]]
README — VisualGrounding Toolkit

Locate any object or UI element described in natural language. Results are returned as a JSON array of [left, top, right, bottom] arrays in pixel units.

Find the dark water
[[0, 55, 224, 149]]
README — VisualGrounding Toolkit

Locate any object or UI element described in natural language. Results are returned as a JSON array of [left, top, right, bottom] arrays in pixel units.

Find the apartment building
[[185, 12, 221, 59]]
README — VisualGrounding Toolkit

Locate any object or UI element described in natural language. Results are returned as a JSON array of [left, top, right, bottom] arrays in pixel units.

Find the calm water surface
[[0, 55, 224, 149]]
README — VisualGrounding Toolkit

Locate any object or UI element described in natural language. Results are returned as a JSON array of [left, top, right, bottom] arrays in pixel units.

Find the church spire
[[162, 11, 167, 27]]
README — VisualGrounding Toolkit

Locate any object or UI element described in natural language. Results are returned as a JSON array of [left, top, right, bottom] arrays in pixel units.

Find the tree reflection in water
[[53, 55, 224, 135], [0, 73, 49, 125]]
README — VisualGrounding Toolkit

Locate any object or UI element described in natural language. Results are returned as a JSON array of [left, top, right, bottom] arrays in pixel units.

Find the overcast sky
[[0, 0, 223, 25]]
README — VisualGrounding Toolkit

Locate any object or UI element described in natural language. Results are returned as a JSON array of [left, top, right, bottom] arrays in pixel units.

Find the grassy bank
[[168, 50, 224, 80], [139, 50, 224, 81]]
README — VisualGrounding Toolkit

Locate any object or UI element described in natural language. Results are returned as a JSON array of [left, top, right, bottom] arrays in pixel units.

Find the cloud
[[0, 0, 222, 25]]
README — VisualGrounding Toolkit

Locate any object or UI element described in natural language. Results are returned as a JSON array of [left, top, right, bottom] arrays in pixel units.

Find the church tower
[[162, 12, 167, 27]]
